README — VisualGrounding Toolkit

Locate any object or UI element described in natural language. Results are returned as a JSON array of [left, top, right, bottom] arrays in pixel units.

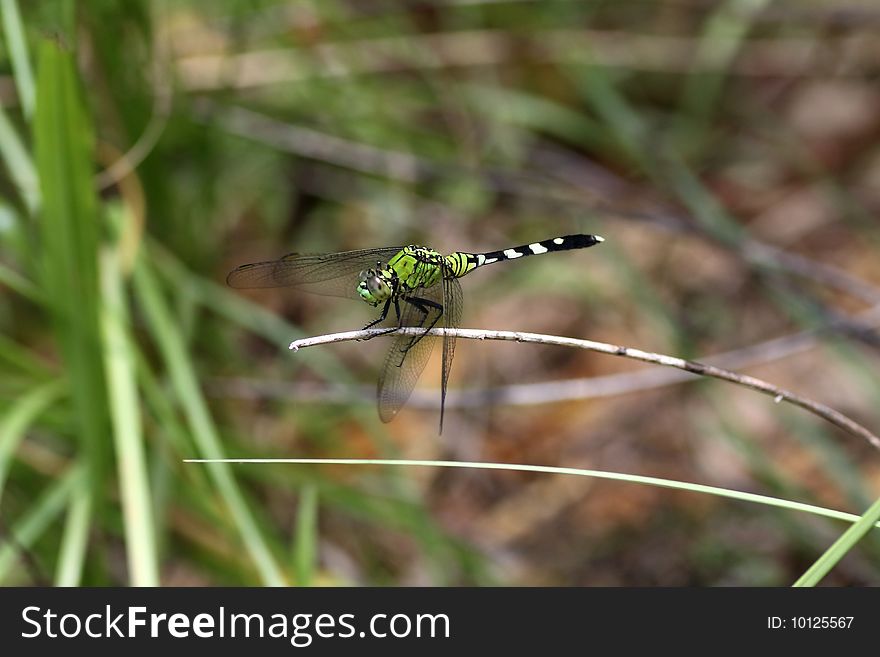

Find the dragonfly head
[[356, 266, 394, 306]]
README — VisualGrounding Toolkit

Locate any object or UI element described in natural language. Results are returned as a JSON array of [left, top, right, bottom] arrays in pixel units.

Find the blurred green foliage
[[0, 0, 878, 585]]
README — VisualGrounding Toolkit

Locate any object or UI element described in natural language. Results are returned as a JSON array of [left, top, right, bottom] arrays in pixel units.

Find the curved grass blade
[[0, 107, 39, 214], [0, 464, 82, 583], [0, 380, 65, 506], [1, 0, 35, 119], [793, 494, 880, 587], [135, 259, 286, 586]]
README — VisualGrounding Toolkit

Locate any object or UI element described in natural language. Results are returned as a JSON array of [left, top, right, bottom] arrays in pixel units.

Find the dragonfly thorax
[[356, 265, 397, 307]]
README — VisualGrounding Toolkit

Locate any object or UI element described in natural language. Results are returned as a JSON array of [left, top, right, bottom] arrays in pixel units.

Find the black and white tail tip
[[473, 234, 604, 267]]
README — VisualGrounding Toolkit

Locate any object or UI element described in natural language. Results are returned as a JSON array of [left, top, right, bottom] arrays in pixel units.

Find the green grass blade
[[793, 495, 880, 587], [0, 0, 38, 213], [150, 241, 354, 382], [662, 152, 745, 244], [186, 458, 880, 533], [0, 464, 81, 583], [572, 63, 646, 166], [1, 0, 35, 118], [0, 105, 39, 213], [34, 37, 108, 503], [55, 480, 92, 586], [133, 260, 285, 586], [293, 483, 318, 586], [678, 0, 769, 145], [0, 332, 52, 377], [0, 259, 43, 303], [0, 379, 65, 506], [100, 246, 159, 586]]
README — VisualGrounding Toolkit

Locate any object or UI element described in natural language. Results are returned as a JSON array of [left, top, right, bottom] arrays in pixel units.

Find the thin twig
[[289, 328, 880, 452], [210, 301, 880, 408], [208, 330, 821, 407]]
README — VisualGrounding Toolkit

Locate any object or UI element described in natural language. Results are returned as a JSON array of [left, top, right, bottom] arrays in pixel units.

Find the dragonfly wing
[[376, 263, 444, 423], [226, 247, 404, 300], [439, 274, 463, 433]]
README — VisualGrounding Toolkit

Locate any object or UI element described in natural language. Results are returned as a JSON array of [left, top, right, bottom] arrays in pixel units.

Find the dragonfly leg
[[396, 296, 443, 366], [359, 299, 397, 341]]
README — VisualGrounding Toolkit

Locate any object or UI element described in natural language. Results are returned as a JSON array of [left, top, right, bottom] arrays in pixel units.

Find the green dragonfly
[[227, 233, 604, 431]]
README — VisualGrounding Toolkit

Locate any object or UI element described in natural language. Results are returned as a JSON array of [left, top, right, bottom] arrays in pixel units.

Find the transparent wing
[[439, 273, 463, 432], [376, 262, 444, 423], [226, 247, 404, 300]]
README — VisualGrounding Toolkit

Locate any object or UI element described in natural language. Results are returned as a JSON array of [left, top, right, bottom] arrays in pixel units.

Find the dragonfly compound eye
[[356, 269, 392, 305], [367, 275, 391, 298]]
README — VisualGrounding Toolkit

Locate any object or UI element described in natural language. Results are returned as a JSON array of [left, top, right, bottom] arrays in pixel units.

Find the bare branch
[[208, 326, 826, 406], [289, 327, 880, 452], [209, 300, 880, 406]]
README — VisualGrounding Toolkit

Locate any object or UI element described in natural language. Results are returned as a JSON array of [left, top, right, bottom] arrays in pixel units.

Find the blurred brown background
[[0, 0, 878, 586]]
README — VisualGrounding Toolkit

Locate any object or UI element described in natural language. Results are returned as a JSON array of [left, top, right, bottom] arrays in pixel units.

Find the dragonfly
[[227, 233, 604, 432]]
